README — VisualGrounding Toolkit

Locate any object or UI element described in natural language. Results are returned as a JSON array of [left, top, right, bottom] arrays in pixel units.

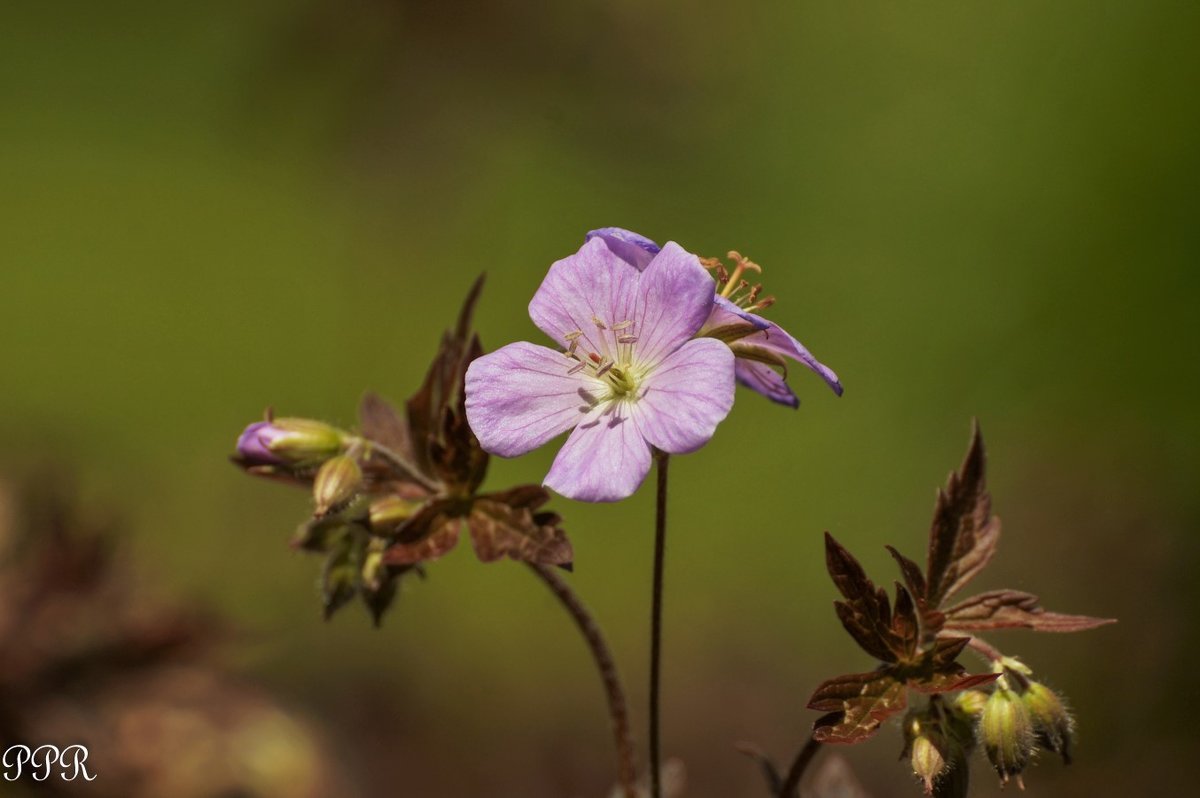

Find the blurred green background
[[2, 1, 1197, 795]]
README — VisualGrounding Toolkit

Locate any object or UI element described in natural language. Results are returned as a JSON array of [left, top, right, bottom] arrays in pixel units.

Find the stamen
[[595, 361, 614, 378], [612, 320, 633, 330], [588, 352, 602, 364], [564, 330, 584, 340], [592, 316, 608, 330], [567, 339, 579, 355], [617, 335, 639, 344], [566, 361, 586, 375]]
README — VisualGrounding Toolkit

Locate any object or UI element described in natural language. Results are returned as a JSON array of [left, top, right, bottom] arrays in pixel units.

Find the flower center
[[561, 317, 643, 400]]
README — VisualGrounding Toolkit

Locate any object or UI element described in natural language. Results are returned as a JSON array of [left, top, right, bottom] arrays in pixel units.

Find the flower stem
[[777, 736, 822, 798], [649, 451, 670, 798], [526, 563, 638, 798]]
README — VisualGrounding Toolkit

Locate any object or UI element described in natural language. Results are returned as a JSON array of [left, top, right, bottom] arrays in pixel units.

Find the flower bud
[[368, 495, 422, 534], [312, 455, 362, 517], [235, 418, 346, 468], [910, 734, 946, 795], [981, 688, 1035, 786], [953, 689, 988, 719], [1023, 681, 1074, 764]]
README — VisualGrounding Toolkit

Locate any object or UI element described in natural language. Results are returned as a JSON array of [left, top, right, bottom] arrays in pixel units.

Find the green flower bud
[[911, 734, 946, 795], [1023, 681, 1075, 764], [981, 688, 1035, 786], [368, 495, 422, 533], [953, 689, 988, 719], [312, 455, 363, 517]]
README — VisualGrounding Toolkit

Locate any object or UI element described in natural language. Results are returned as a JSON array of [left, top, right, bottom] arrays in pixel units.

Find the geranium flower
[[587, 228, 843, 409], [464, 237, 735, 502]]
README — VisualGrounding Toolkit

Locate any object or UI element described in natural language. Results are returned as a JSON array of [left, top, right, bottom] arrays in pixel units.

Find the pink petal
[[528, 237, 641, 362], [741, 319, 843, 396], [544, 401, 652, 502], [633, 242, 718, 367], [465, 342, 603, 458], [635, 338, 736, 454], [734, 360, 799, 409]]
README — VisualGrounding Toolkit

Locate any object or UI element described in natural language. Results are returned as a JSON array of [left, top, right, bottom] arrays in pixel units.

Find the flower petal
[[544, 401, 652, 502], [465, 342, 603, 458], [744, 318, 844, 396], [528, 237, 642, 360], [634, 242, 718, 367], [734, 359, 800, 409], [635, 338, 736, 454], [585, 228, 661, 271]]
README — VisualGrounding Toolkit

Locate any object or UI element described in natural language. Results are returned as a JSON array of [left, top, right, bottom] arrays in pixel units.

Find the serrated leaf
[[891, 583, 919, 656], [925, 422, 1001, 608], [382, 517, 463, 565], [359, 391, 413, 460], [406, 275, 486, 477], [429, 334, 489, 490], [943, 589, 1117, 633], [825, 533, 912, 663], [467, 489, 573, 566], [808, 670, 907, 744], [910, 671, 999, 695]]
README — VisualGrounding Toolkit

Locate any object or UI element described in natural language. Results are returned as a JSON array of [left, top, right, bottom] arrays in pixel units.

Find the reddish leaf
[[887, 544, 945, 637], [825, 533, 905, 662], [467, 496, 573, 566], [925, 422, 1001, 607], [358, 392, 413, 461], [943, 589, 1117, 633], [910, 670, 999, 695], [382, 518, 463, 564], [891, 583, 919, 657], [429, 334, 489, 491], [808, 670, 907, 744], [406, 275, 486, 476]]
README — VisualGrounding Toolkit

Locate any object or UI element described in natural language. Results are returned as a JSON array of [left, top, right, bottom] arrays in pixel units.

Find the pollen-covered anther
[[617, 335, 638, 344], [595, 361, 614, 378], [566, 361, 586, 375], [592, 315, 608, 330]]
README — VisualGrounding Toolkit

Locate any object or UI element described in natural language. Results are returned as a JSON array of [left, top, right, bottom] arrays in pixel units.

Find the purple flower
[[464, 237, 735, 502], [586, 228, 843, 409]]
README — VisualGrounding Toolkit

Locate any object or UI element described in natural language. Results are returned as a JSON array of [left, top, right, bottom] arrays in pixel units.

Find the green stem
[[527, 564, 638, 798], [649, 451, 670, 798]]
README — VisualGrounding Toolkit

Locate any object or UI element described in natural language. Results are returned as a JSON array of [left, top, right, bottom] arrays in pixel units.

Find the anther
[[564, 330, 584, 340], [612, 320, 633, 330], [595, 361, 614, 378], [588, 352, 602, 364], [566, 362, 586, 375], [592, 316, 608, 330], [617, 335, 638, 344]]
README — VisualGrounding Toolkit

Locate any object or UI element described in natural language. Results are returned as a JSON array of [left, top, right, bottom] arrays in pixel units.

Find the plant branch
[[358, 438, 440, 492], [527, 563, 638, 798]]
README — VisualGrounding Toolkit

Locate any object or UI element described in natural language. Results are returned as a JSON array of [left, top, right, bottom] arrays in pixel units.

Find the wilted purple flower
[[465, 237, 735, 502], [586, 228, 843, 409]]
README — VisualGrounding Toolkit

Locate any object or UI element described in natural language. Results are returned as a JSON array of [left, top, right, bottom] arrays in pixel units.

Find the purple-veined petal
[[735, 359, 800, 409], [740, 317, 843, 396], [528, 237, 641, 360], [699, 294, 771, 337], [544, 401, 652, 502], [585, 228, 660, 271], [465, 341, 603, 458], [634, 242, 718, 367], [635, 338, 735, 454]]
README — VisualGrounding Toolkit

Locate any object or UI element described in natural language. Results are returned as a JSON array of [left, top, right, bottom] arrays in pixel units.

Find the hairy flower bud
[[368, 495, 422, 534], [911, 734, 947, 795], [1023, 681, 1075, 764], [953, 689, 988, 719], [235, 418, 346, 468], [312, 455, 363, 517], [981, 688, 1035, 786]]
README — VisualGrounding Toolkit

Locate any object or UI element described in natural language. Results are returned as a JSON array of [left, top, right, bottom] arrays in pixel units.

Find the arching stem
[[778, 736, 822, 798], [527, 563, 638, 798]]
